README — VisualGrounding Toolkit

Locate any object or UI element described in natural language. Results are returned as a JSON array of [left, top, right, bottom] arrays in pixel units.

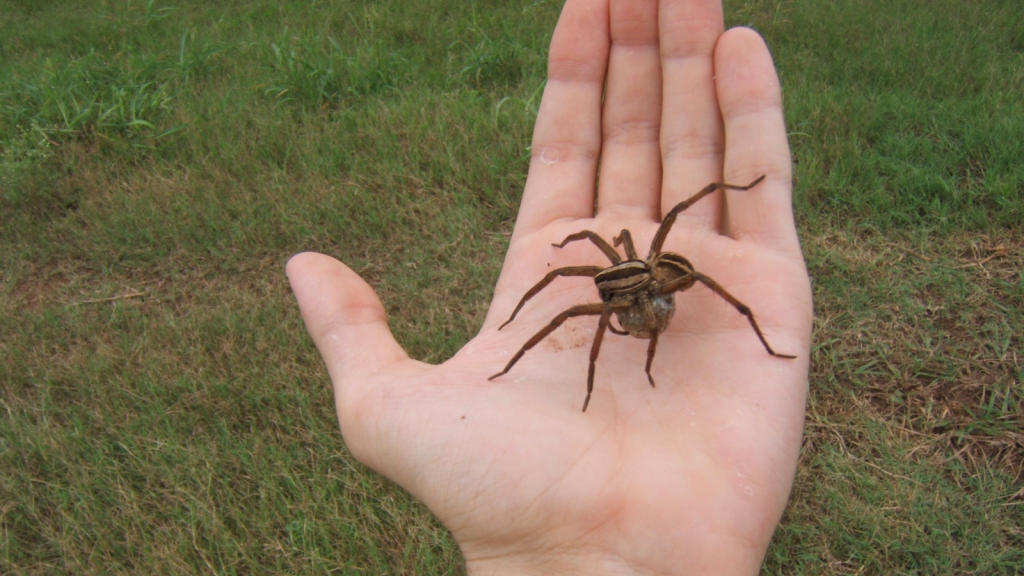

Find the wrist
[[465, 552, 645, 576], [463, 545, 764, 576]]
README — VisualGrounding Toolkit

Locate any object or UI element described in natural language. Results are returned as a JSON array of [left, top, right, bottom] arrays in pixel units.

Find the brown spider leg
[[659, 272, 796, 359], [489, 303, 608, 382], [581, 307, 614, 412], [607, 320, 629, 336], [644, 332, 658, 387], [552, 231, 622, 265], [612, 229, 639, 259], [498, 266, 604, 330], [647, 175, 766, 258]]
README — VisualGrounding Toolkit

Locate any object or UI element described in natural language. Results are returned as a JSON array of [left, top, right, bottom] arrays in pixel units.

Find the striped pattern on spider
[[489, 175, 796, 412]]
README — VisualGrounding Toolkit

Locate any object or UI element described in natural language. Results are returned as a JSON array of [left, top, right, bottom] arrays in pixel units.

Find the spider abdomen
[[613, 290, 676, 339]]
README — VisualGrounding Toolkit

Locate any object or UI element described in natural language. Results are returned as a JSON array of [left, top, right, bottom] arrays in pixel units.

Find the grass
[[1, 0, 1022, 573]]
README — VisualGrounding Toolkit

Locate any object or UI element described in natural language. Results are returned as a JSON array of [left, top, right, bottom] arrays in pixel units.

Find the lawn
[[1, 0, 1022, 573]]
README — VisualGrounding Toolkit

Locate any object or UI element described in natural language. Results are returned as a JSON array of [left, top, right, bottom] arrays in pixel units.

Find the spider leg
[[552, 231, 622, 265], [612, 229, 639, 259], [490, 303, 608, 382], [581, 307, 614, 412], [498, 266, 604, 330], [607, 320, 629, 336], [660, 271, 796, 359], [647, 175, 766, 258], [644, 332, 658, 387]]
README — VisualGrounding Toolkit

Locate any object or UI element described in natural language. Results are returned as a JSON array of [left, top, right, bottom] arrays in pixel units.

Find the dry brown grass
[[804, 226, 1023, 482]]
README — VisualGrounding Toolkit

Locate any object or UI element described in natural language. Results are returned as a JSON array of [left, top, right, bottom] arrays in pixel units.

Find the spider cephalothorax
[[489, 175, 796, 411]]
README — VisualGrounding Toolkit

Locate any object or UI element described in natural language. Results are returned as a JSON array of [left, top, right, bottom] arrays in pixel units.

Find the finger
[[715, 28, 799, 252], [596, 0, 662, 219], [513, 0, 610, 237], [658, 0, 726, 228], [286, 252, 413, 388]]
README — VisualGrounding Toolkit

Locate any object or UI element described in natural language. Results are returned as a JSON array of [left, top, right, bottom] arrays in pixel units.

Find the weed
[[0, 54, 184, 150], [263, 31, 408, 106], [451, 31, 526, 91], [168, 30, 230, 83]]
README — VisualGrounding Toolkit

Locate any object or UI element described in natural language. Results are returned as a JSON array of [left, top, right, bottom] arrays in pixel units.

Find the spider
[[489, 175, 796, 412]]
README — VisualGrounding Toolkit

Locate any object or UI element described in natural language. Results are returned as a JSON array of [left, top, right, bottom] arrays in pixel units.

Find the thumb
[[286, 252, 411, 388]]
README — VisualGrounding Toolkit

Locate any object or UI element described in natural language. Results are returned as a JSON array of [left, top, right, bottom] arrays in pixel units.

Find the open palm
[[288, 0, 813, 574]]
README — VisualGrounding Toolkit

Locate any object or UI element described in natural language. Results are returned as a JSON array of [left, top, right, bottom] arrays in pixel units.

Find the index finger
[[716, 27, 800, 254]]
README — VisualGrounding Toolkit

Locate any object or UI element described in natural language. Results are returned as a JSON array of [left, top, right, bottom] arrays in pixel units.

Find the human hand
[[287, 0, 813, 574]]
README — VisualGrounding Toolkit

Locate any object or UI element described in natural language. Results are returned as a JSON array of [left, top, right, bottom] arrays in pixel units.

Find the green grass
[[1, 0, 1022, 573], [757, 0, 1024, 231]]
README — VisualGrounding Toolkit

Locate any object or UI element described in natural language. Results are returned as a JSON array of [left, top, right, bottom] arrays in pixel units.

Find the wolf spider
[[489, 175, 796, 411]]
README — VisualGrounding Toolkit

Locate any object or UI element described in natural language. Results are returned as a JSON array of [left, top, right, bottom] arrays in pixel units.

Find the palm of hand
[[288, 0, 813, 573], [403, 213, 808, 573]]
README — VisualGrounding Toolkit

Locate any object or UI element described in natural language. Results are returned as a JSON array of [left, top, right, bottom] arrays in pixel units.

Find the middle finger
[[596, 0, 663, 221]]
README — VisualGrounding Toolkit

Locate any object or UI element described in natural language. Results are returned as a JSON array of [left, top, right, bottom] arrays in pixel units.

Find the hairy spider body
[[609, 288, 675, 340], [489, 175, 796, 412]]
